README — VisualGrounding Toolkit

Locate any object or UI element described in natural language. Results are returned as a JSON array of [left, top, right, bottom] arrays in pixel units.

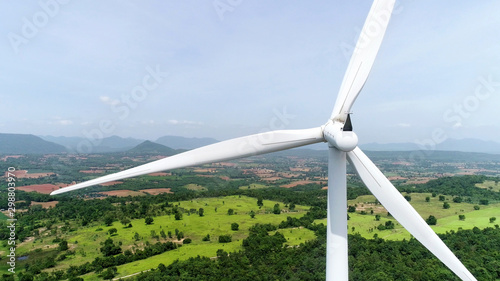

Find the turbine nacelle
[[323, 120, 358, 152]]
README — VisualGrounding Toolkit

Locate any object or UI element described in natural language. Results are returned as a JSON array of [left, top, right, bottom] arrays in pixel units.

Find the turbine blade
[[347, 148, 477, 281], [331, 0, 395, 122], [51, 127, 324, 195]]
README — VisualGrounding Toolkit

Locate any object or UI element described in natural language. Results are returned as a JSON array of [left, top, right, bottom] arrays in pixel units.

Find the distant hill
[[40, 135, 145, 153], [127, 141, 178, 155], [360, 138, 500, 154], [155, 135, 218, 150], [0, 133, 66, 154]]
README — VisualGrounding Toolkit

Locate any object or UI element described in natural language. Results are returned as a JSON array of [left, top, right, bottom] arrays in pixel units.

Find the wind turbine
[[51, 1, 477, 280]]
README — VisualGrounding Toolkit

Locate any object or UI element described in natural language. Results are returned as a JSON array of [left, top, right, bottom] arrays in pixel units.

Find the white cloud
[[58, 120, 73, 125], [168, 119, 203, 125], [99, 96, 120, 106], [397, 123, 411, 128]]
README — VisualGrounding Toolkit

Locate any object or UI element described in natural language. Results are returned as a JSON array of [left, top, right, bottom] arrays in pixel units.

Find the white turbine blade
[[330, 0, 395, 122], [51, 127, 324, 195], [346, 147, 476, 281]]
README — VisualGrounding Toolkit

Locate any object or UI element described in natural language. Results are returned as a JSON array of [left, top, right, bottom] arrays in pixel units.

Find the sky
[[1, 0, 500, 146]]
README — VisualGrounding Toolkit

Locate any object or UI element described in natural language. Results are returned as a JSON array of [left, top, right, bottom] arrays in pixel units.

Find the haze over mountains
[[1, 133, 500, 155]]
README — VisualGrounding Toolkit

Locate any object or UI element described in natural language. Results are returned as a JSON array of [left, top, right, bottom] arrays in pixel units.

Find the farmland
[[0, 150, 499, 280]]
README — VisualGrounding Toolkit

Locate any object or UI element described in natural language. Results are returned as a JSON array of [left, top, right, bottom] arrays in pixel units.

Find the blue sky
[[1, 1, 500, 145]]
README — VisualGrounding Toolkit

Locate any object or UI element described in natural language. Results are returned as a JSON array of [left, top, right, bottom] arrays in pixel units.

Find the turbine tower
[[51, 1, 477, 280]]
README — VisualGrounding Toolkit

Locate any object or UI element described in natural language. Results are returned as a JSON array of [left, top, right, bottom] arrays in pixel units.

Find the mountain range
[[1, 133, 500, 155], [359, 138, 500, 154]]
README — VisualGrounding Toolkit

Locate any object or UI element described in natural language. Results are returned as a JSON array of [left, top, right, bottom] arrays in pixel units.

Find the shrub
[[426, 215, 437, 225], [145, 217, 154, 225], [219, 235, 232, 243], [231, 223, 239, 231]]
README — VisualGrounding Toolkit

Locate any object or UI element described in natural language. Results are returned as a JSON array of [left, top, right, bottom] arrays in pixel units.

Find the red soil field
[[100, 181, 123, 186], [80, 170, 105, 174], [18, 183, 71, 194], [31, 201, 59, 209], [5, 170, 55, 179], [280, 180, 316, 188], [98, 190, 146, 197], [148, 172, 171, 176], [140, 188, 174, 195]]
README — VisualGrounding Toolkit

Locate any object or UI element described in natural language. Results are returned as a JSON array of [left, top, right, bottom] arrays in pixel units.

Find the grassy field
[[316, 193, 500, 241], [6, 192, 499, 279], [11, 196, 312, 280], [476, 180, 500, 192], [238, 183, 269, 190], [183, 183, 207, 191]]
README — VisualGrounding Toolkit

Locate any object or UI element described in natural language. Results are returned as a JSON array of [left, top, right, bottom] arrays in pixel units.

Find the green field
[[238, 183, 269, 190], [12, 196, 312, 280], [476, 180, 500, 192], [316, 193, 500, 241], [0, 212, 9, 220], [6, 191, 499, 280], [183, 183, 207, 191]]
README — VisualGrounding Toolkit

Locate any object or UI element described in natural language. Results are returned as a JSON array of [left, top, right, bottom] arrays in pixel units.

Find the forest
[[1, 150, 500, 280]]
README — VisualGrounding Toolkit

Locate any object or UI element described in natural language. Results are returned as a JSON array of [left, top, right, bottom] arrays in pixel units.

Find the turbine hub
[[323, 121, 358, 152]]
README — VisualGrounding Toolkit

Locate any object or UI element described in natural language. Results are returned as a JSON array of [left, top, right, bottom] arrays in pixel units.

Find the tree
[[183, 238, 192, 244], [438, 195, 445, 201], [145, 217, 154, 225], [100, 266, 117, 280], [443, 202, 450, 209], [453, 197, 463, 203], [404, 195, 411, 202], [426, 215, 437, 225], [459, 215, 466, 221], [375, 214, 381, 221], [384, 220, 394, 230], [133, 232, 140, 241], [58, 240, 68, 251], [218, 235, 232, 243], [425, 197, 430, 202], [175, 212, 183, 220], [273, 204, 281, 215], [202, 234, 210, 241], [227, 209, 234, 215], [120, 218, 131, 226], [289, 203, 296, 211], [108, 228, 117, 236], [490, 217, 497, 223], [198, 208, 204, 217], [231, 223, 239, 231], [104, 216, 114, 227], [257, 198, 263, 207], [347, 206, 356, 213], [100, 238, 121, 256], [249, 210, 256, 219]]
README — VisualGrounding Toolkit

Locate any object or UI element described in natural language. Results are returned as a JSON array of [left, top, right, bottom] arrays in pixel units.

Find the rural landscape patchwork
[[1, 135, 499, 280]]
